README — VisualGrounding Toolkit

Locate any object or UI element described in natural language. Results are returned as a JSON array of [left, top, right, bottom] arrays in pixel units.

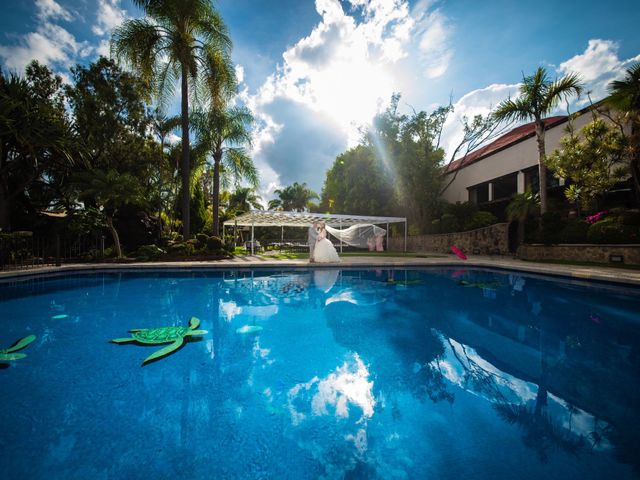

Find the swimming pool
[[1, 268, 639, 479]]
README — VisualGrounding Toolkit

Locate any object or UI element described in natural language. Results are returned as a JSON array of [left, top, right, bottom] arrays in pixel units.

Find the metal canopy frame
[[223, 210, 408, 254]]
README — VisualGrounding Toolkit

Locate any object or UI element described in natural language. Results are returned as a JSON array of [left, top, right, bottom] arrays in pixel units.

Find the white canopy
[[224, 210, 407, 253]]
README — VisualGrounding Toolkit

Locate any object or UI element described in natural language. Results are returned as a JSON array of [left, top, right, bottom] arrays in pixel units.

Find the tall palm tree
[[191, 105, 257, 236], [273, 182, 319, 212], [151, 110, 180, 240], [494, 67, 583, 213], [607, 62, 640, 202], [111, 0, 232, 239], [228, 187, 263, 214]]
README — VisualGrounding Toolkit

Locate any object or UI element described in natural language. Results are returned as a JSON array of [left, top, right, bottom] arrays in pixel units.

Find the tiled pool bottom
[[1, 268, 639, 479]]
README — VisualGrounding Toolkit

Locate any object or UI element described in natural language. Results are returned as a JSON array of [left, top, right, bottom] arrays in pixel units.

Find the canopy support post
[[234, 221, 237, 248], [404, 220, 407, 253], [339, 219, 343, 253], [386, 223, 389, 252], [251, 220, 255, 255]]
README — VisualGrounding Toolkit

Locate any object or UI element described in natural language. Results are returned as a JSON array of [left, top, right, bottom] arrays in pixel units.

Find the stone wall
[[518, 244, 640, 265], [388, 223, 509, 255]]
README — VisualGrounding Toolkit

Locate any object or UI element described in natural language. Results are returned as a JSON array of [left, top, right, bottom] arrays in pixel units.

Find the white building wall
[[441, 111, 595, 203]]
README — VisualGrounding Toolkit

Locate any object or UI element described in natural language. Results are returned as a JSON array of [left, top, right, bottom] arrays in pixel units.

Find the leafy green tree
[[547, 118, 628, 215], [112, 0, 233, 239], [320, 145, 395, 215], [494, 67, 583, 214], [191, 105, 256, 236], [607, 62, 640, 203], [273, 182, 318, 212], [0, 61, 77, 230], [75, 169, 144, 257], [267, 198, 282, 210]]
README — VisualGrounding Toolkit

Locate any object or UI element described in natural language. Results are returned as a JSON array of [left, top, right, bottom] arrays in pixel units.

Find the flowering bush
[[586, 211, 608, 224]]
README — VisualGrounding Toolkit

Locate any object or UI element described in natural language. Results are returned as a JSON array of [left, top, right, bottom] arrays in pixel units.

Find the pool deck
[[1, 254, 640, 286]]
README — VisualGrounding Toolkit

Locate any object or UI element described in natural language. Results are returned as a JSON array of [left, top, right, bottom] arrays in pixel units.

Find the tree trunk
[[0, 185, 10, 231], [517, 218, 525, 246], [212, 149, 222, 237], [158, 138, 165, 244], [180, 64, 191, 240], [106, 215, 122, 258], [535, 120, 548, 214]]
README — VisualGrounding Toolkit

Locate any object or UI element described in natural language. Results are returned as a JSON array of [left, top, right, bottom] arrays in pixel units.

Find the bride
[[313, 222, 341, 263]]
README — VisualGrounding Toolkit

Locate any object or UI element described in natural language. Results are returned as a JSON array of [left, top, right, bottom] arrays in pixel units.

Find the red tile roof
[[445, 116, 568, 173]]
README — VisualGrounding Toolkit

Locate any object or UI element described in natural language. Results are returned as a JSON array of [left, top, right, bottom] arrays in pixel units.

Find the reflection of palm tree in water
[[447, 335, 585, 462]]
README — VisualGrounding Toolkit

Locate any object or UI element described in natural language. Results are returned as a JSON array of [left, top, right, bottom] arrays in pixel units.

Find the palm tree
[[506, 189, 540, 248], [191, 105, 257, 236], [151, 111, 180, 240], [267, 198, 282, 211], [494, 67, 583, 213], [607, 62, 640, 202], [228, 187, 263, 214], [273, 182, 319, 212], [111, 0, 232, 239]]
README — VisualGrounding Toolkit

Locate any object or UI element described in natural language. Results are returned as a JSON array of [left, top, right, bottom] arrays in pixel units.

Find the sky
[[1, 0, 639, 202]]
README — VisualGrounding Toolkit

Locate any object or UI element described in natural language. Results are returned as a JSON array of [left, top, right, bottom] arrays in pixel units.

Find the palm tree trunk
[[212, 150, 222, 237], [535, 121, 548, 214], [181, 64, 191, 240], [106, 215, 122, 258], [158, 138, 165, 244]]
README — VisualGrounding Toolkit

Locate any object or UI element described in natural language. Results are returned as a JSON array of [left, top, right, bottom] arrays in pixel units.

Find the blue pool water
[[1, 268, 639, 479]]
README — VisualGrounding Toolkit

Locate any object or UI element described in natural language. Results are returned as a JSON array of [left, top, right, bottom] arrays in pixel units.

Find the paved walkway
[[2, 254, 640, 286]]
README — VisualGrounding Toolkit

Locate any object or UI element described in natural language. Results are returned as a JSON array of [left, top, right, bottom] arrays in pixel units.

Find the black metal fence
[[0, 233, 105, 271]]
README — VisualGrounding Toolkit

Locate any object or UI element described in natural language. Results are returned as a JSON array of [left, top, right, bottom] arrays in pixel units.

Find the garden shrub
[[439, 213, 460, 233], [167, 242, 195, 256], [134, 244, 165, 261], [206, 236, 223, 251], [196, 233, 209, 247], [622, 209, 640, 226], [463, 211, 497, 231], [587, 217, 640, 244], [559, 219, 589, 243]]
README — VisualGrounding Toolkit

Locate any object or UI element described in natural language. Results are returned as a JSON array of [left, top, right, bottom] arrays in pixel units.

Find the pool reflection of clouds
[[287, 353, 375, 424]]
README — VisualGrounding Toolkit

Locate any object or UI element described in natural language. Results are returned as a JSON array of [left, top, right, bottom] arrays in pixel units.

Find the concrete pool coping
[[1, 254, 640, 287]]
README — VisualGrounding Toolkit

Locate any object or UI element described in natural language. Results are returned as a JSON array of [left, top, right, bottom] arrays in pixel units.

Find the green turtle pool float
[[0, 335, 36, 362], [111, 317, 207, 365]]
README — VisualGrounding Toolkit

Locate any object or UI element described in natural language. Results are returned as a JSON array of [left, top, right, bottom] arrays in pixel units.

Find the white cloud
[[92, 0, 126, 37], [0, 22, 91, 73], [439, 83, 517, 161], [559, 39, 640, 105], [36, 0, 73, 22], [246, 0, 450, 198], [413, 6, 452, 79]]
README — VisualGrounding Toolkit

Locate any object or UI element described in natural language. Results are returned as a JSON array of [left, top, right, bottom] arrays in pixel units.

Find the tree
[[75, 169, 144, 257], [547, 118, 627, 215], [150, 110, 180, 238], [607, 62, 640, 203], [320, 145, 395, 215], [112, 0, 233, 239], [228, 187, 262, 214], [0, 61, 77, 230], [273, 182, 319, 212], [506, 189, 539, 247], [191, 105, 256, 236], [494, 67, 583, 214]]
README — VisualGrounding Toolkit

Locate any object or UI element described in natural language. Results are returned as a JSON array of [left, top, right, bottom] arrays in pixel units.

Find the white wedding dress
[[313, 228, 341, 263]]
